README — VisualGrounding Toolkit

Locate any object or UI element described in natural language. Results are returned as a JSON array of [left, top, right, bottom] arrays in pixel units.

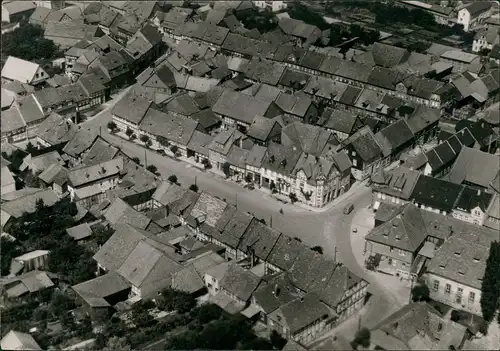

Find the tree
[[480, 241, 500, 322], [222, 162, 231, 178], [140, 134, 150, 147], [159, 288, 196, 313], [411, 283, 430, 302], [25, 142, 37, 154], [289, 192, 298, 203], [189, 304, 222, 324], [23, 170, 40, 188], [201, 158, 211, 169], [365, 254, 381, 271], [157, 135, 170, 148], [311, 246, 324, 254], [270, 330, 287, 349], [168, 175, 178, 184], [189, 184, 199, 192], [353, 327, 371, 348], [245, 173, 252, 183], [125, 127, 134, 139], [103, 337, 131, 351], [451, 310, 462, 322], [107, 121, 117, 132], [170, 145, 179, 156], [93, 224, 115, 246], [146, 164, 158, 174], [132, 302, 155, 327], [1, 237, 22, 276], [2, 23, 59, 61]]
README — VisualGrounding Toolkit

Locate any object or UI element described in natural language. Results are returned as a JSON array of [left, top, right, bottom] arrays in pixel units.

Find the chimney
[[300, 297, 304, 302], [274, 284, 280, 297]]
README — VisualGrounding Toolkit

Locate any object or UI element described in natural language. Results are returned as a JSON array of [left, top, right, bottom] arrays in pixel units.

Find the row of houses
[[71, 177, 369, 345]]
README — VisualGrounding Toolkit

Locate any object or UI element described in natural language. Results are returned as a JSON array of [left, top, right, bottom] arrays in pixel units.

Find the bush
[[168, 175, 178, 184], [270, 330, 287, 349], [157, 136, 170, 148], [245, 173, 252, 183], [170, 145, 179, 155], [130, 134, 137, 141], [131, 157, 141, 165], [189, 184, 199, 192], [289, 192, 298, 203]]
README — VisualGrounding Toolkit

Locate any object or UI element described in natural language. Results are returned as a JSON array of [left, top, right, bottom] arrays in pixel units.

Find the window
[[389, 247, 394, 253], [398, 249, 405, 256], [353, 159, 357, 167], [474, 209, 481, 216], [456, 287, 463, 303], [445, 284, 451, 295], [352, 151, 356, 156], [469, 291, 475, 303], [433, 280, 440, 291]]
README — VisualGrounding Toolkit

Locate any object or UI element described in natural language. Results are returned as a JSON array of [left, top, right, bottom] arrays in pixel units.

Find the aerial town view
[[0, 0, 499, 350]]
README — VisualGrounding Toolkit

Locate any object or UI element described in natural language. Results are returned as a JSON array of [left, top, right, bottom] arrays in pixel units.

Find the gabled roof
[[104, 197, 151, 230], [1, 56, 41, 84], [270, 292, 334, 334], [266, 235, 304, 271], [463, 2, 492, 16], [342, 126, 382, 163], [317, 108, 360, 134], [72, 272, 130, 307], [371, 42, 409, 68], [282, 122, 338, 157], [212, 89, 278, 124], [410, 175, 463, 211], [1, 330, 41, 351], [81, 137, 119, 166], [219, 263, 261, 301], [139, 108, 198, 147], [289, 247, 337, 292], [238, 218, 281, 261], [68, 157, 124, 188], [447, 146, 500, 189], [2, 1, 36, 14], [263, 141, 302, 175], [366, 203, 428, 252], [117, 239, 181, 291]]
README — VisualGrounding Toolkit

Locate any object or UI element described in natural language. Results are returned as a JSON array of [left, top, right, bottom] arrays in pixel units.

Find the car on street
[[343, 203, 354, 214]]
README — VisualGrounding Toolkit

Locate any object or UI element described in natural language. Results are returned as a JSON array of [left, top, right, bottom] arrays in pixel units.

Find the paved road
[[85, 91, 404, 342]]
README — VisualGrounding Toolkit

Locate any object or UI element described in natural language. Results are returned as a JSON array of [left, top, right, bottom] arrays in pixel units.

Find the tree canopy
[[2, 23, 59, 61], [480, 241, 500, 322]]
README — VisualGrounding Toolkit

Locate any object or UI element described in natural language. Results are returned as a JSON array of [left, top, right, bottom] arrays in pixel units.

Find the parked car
[[343, 203, 354, 214]]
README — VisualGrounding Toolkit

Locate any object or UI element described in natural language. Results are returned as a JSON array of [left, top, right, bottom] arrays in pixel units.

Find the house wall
[[17, 253, 50, 272], [31, 67, 49, 85], [335, 281, 368, 322], [426, 273, 482, 315], [204, 272, 222, 295], [372, 190, 410, 209], [268, 312, 335, 345], [451, 205, 485, 225], [365, 241, 414, 279], [253, 1, 287, 12], [68, 174, 120, 203]]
